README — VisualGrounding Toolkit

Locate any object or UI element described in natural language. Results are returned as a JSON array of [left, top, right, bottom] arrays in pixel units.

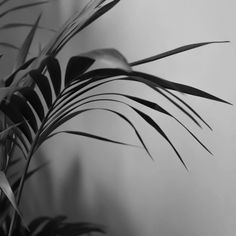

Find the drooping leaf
[[10, 94, 38, 133], [47, 130, 139, 148], [44, 57, 62, 96], [73, 92, 212, 154], [0, 23, 56, 32], [133, 108, 188, 169], [18, 87, 45, 121], [29, 70, 52, 108], [40, 107, 152, 159], [62, 68, 203, 127], [0, 42, 20, 51]]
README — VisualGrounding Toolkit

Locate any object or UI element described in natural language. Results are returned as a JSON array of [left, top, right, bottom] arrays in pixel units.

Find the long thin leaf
[[41, 0, 120, 57], [40, 107, 152, 159], [0, 23, 56, 32], [10, 94, 38, 133], [0, 171, 21, 216], [73, 92, 212, 154], [0, 1, 49, 19], [47, 130, 139, 148], [29, 70, 52, 108], [130, 41, 229, 66], [44, 57, 62, 96], [0, 42, 20, 51], [15, 14, 42, 69], [18, 87, 45, 121], [133, 108, 188, 169]]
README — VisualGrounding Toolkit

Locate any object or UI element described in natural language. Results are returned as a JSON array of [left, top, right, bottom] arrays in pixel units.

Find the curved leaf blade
[[133, 108, 188, 169], [47, 130, 139, 148], [15, 14, 41, 69], [10, 94, 38, 133], [29, 70, 52, 108], [45, 57, 62, 96], [130, 41, 229, 66], [19, 87, 45, 121], [0, 171, 21, 217], [65, 56, 95, 86]]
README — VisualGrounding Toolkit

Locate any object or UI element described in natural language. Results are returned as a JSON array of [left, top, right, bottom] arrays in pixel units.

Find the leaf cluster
[[0, 0, 231, 236]]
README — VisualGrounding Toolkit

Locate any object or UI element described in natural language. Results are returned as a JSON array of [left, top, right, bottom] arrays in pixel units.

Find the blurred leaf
[[0, 100, 33, 143], [0, 42, 20, 51], [15, 14, 42, 69], [0, 23, 56, 32], [28, 215, 105, 236], [80, 48, 131, 71], [0, 171, 21, 217], [40, 0, 120, 57], [0, 1, 49, 19]]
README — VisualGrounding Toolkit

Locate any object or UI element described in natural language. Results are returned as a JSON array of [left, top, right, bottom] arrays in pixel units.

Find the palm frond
[[0, 1, 231, 234], [0, 49, 230, 171]]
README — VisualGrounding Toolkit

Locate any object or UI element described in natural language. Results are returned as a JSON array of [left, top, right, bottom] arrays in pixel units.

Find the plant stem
[[7, 89, 62, 236], [7, 135, 39, 236]]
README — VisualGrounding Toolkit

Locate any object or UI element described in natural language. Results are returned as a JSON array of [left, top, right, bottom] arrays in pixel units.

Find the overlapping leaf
[[0, 46, 230, 170]]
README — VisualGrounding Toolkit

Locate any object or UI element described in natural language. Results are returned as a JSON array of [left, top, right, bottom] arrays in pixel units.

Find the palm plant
[[0, 0, 231, 235]]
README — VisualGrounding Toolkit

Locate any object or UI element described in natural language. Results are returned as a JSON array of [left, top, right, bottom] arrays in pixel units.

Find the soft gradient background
[[2, 1, 235, 236]]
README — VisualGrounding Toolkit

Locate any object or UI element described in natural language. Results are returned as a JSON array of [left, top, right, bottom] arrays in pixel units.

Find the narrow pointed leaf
[[10, 94, 38, 133], [130, 41, 229, 66], [0, 171, 21, 216], [0, 42, 20, 51], [133, 108, 188, 169], [0, 1, 49, 19], [29, 70, 52, 108], [48, 130, 138, 148], [18, 87, 45, 121], [0, 101, 32, 143], [41, 107, 152, 159], [4, 57, 36, 86], [45, 57, 61, 96], [0, 23, 56, 32], [15, 14, 41, 69], [162, 80, 231, 104]]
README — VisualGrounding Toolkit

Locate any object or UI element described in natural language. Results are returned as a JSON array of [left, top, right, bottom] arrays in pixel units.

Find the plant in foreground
[[0, 0, 231, 235]]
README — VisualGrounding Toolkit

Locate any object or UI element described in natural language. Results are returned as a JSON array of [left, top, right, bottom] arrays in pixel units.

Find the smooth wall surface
[[12, 1, 236, 236]]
